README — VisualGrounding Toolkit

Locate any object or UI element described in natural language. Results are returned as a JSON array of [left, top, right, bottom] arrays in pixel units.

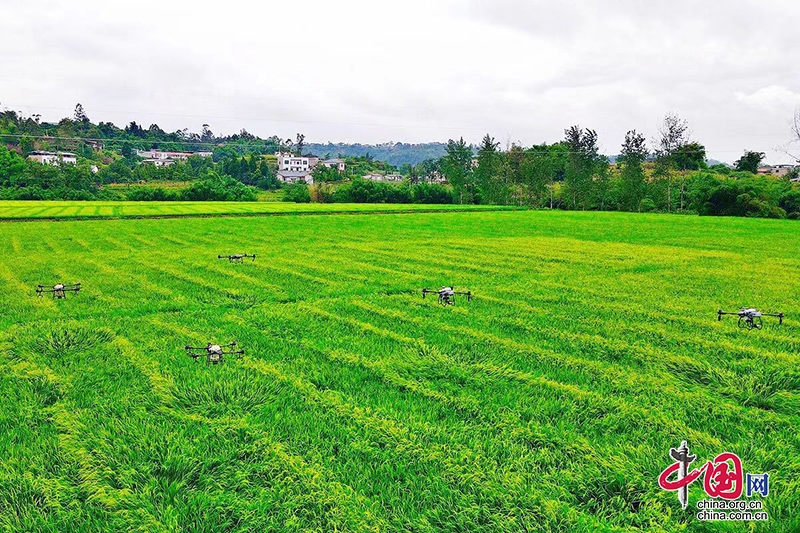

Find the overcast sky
[[2, 0, 800, 163]]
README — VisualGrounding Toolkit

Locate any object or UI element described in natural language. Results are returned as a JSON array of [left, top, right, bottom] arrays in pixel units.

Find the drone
[[717, 308, 784, 330], [185, 342, 244, 365], [422, 286, 472, 306], [218, 254, 256, 263], [36, 283, 81, 299]]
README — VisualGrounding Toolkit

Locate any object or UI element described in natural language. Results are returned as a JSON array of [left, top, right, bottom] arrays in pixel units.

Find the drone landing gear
[[738, 316, 762, 330]]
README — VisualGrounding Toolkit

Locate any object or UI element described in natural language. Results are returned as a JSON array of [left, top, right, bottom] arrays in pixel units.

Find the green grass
[[0, 210, 798, 532], [0, 200, 512, 220]]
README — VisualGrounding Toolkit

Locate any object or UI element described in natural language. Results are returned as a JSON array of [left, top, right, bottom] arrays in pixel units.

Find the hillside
[[306, 142, 447, 167]]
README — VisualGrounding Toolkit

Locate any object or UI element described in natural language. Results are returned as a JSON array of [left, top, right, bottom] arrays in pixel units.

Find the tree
[[563, 126, 603, 209], [520, 144, 563, 208], [734, 150, 765, 174], [441, 137, 474, 203], [73, 103, 89, 124], [498, 144, 524, 205], [474, 134, 501, 204], [125, 121, 145, 138], [312, 163, 344, 183], [19, 134, 34, 156], [673, 142, 706, 171], [654, 113, 691, 211], [295, 133, 305, 156], [619, 130, 649, 211], [201, 124, 214, 144]]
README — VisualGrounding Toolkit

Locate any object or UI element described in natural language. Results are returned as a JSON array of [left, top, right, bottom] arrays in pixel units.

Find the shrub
[[411, 183, 452, 204], [126, 187, 179, 201], [282, 182, 312, 203], [182, 172, 258, 201], [639, 197, 657, 212]]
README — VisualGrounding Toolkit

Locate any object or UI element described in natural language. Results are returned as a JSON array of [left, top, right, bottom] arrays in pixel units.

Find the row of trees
[[283, 180, 453, 205], [434, 114, 799, 218]]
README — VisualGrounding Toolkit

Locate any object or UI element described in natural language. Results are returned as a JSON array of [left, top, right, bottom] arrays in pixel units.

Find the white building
[[277, 170, 313, 184], [427, 171, 448, 184], [757, 165, 795, 177], [276, 152, 316, 172], [362, 172, 404, 182], [27, 151, 77, 165], [321, 158, 346, 172], [135, 149, 211, 161], [141, 158, 175, 167]]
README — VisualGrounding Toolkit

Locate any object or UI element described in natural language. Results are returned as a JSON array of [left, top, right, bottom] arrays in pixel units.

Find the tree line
[[432, 114, 799, 218], [2, 104, 799, 218]]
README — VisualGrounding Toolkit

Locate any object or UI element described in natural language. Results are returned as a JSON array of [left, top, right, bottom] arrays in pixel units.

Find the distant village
[[24, 148, 799, 184], [25, 148, 439, 183]]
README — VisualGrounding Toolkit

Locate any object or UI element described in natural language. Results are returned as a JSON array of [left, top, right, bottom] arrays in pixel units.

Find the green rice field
[[0, 200, 509, 220], [0, 208, 798, 532]]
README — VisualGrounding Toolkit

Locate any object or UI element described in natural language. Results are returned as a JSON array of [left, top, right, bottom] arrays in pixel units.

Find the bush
[[639, 197, 657, 212], [349, 179, 388, 203], [125, 187, 179, 201], [687, 174, 789, 218], [411, 183, 452, 204], [386, 184, 412, 203], [331, 184, 354, 203], [282, 182, 312, 203], [779, 189, 800, 218], [182, 172, 258, 201]]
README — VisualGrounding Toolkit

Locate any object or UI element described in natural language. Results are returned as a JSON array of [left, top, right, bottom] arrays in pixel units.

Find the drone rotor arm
[[184, 345, 207, 351], [762, 312, 784, 324]]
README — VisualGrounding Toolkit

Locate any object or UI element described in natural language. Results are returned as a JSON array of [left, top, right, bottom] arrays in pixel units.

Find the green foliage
[[182, 172, 258, 201], [411, 183, 452, 204], [442, 137, 474, 204], [673, 142, 707, 171], [348, 178, 389, 203], [618, 130, 649, 211], [734, 150, 766, 173], [282, 182, 312, 203], [474, 134, 502, 204], [688, 173, 792, 218], [316, 180, 453, 205], [563, 126, 608, 209], [311, 164, 345, 183]]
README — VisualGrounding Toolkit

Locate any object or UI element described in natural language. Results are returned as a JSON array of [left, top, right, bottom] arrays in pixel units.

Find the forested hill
[[305, 142, 447, 166]]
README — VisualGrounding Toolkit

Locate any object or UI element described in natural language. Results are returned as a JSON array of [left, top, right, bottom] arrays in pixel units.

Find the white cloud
[[736, 86, 800, 112]]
